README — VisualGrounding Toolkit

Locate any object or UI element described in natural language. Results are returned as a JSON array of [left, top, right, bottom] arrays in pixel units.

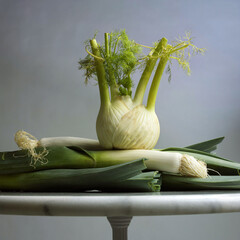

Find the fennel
[[79, 30, 205, 149]]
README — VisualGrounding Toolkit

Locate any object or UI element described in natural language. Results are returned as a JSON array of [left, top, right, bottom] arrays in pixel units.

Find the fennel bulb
[[79, 30, 205, 149]]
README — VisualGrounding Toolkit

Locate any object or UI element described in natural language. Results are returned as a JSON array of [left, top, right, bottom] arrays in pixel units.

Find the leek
[[0, 146, 207, 178], [161, 147, 240, 175], [185, 136, 225, 153], [161, 175, 240, 191], [12, 130, 207, 178], [14, 130, 104, 150], [0, 159, 160, 192]]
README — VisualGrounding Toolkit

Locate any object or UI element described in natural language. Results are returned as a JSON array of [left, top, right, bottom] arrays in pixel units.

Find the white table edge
[[1, 191, 240, 217]]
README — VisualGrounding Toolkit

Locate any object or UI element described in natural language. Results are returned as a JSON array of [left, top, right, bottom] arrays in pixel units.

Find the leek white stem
[[95, 149, 208, 178], [40, 137, 103, 150], [15, 130, 104, 150]]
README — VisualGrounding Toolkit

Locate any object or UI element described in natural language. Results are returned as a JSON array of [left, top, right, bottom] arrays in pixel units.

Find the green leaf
[[0, 159, 160, 192], [185, 137, 225, 153], [0, 146, 96, 175], [160, 147, 240, 175], [102, 171, 161, 192], [161, 174, 240, 191]]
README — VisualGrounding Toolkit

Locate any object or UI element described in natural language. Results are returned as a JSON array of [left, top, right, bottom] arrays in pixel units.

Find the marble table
[[1, 191, 240, 240]]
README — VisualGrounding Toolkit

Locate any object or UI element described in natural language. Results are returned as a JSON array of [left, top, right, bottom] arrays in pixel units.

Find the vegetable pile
[[1, 30, 240, 192]]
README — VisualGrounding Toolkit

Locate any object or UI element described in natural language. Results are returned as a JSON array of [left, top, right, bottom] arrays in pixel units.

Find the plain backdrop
[[0, 0, 240, 239]]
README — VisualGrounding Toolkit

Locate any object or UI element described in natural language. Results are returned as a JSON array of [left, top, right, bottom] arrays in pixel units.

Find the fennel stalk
[[79, 30, 205, 150]]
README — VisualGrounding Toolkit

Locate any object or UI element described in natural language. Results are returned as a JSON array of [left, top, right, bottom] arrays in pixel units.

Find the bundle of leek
[[1, 133, 240, 192], [0, 130, 207, 192]]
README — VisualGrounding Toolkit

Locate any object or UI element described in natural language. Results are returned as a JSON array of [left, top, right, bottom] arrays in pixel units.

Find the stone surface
[[1, 191, 240, 216]]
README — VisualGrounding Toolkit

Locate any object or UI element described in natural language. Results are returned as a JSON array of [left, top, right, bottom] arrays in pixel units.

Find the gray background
[[0, 0, 240, 239]]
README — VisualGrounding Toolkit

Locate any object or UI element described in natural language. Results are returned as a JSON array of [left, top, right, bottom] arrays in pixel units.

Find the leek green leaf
[[161, 174, 240, 191], [185, 137, 225, 153], [161, 147, 240, 175], [0, 159, 160, 192]]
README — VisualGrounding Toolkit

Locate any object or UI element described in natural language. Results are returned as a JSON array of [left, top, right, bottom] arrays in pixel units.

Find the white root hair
[[14, 130, 48, 167], [179, 154, 208, 178]]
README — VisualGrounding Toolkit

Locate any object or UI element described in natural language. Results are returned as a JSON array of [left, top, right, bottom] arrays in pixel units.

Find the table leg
[[107, 216, 133, 240]]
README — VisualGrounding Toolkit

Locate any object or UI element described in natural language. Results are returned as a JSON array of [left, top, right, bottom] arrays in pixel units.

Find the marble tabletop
[[1, 191, 240, 217]]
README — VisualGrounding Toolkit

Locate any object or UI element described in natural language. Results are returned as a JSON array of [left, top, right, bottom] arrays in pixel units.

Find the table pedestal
[[107, 216, 133, 240]]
